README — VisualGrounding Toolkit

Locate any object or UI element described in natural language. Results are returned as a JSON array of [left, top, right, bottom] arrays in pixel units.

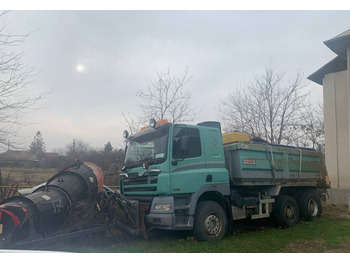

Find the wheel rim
[[308, 198, 319, 217], [284, 203, 296, 221], [204, 213, 222, 236]]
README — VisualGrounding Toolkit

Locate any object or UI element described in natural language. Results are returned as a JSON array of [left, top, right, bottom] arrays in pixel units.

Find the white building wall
[[334, 71, 350, 189], [323, 73, 338, 188], [323, 51, 350, 190], [313, 35, 350, 205], [324, 70, 350, 204]]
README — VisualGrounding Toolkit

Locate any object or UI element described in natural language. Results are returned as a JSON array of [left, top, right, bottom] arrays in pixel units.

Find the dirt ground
[[282, 238, 350, 253], [320, 203, 350, 253], [283, 203, 350, 253], [322, 203, 350, 219]]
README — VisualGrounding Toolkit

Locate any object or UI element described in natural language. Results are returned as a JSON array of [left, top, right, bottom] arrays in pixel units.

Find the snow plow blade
[[0, 162, 140, 249]]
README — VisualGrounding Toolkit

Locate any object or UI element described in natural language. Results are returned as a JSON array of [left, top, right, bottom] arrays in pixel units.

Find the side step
[[251, 197, 275, 219], [231, 192, 275, 220]]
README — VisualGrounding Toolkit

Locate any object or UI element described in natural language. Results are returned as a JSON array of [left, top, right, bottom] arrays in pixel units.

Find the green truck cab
[[120, 119, 329, 241]]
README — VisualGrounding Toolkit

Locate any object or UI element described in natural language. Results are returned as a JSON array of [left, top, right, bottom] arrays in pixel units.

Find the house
[[308, 29, 350, 205], [0, 150, 39, 167], [44, 152, 59, 158]]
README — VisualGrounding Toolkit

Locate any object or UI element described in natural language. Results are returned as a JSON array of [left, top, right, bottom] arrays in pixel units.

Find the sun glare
[[76, 64, 85, 73]]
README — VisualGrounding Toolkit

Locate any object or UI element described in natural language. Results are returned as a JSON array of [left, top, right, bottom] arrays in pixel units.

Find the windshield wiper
[[125, 156, 165, 169]]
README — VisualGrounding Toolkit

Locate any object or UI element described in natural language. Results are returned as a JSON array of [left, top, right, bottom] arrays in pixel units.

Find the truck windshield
[[124, 125, 169, 168]]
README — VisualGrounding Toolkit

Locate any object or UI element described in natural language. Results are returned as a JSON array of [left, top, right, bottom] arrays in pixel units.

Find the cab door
[[170, 125, 208, 194], [202, 128, 230, 186]]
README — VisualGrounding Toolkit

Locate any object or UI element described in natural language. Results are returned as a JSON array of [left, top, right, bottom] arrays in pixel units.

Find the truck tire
[[274, 195, 299, 228], [298, 190, 322, 221], [194, 201, 228, 242]]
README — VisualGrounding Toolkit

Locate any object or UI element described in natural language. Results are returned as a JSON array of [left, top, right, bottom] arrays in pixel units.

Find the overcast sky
[[2, 10, 350, 152]]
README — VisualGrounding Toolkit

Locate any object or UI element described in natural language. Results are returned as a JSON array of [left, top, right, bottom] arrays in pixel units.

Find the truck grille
[[123, 175, 158, 186], [124, 187, 157, 192]]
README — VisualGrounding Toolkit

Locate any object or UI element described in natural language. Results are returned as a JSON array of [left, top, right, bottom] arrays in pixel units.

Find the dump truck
[[120, 119, 329, 241], [0, 119, 329, 248]]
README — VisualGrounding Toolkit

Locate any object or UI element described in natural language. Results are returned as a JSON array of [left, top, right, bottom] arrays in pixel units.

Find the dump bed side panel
[[224, 142, 325, 187]]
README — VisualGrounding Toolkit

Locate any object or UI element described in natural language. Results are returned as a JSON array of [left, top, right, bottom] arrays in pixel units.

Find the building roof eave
[[307, 56, 347, 85], [323, 29, 350, 59]]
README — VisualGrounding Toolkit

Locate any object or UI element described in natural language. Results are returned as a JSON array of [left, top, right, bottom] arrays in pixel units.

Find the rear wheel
[[194, 201, 228, 242], [274, 195, 299, 228], [298, 190, 322, 221]]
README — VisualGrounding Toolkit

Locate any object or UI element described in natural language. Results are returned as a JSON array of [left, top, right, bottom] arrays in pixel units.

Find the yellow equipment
[[222, 132, 250, 145]]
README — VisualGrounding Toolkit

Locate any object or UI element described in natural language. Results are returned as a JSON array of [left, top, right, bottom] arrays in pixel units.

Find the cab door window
[[172, 127, 202, 159]]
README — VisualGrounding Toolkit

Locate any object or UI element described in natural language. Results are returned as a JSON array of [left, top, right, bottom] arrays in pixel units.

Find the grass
[[2, 167, 348, 253], [54, 215, 350, 253]]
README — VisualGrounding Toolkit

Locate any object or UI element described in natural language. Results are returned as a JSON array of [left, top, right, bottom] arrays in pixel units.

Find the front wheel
[[193, 201, 228, 242]]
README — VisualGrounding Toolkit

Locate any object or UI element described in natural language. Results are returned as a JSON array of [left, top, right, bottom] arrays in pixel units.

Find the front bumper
[[145, 196, 193, 230], [145, 213, 176, 228]]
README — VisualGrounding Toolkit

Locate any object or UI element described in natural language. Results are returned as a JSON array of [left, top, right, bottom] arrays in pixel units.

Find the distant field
[[0, 166, 119, 188], [0, 167, 58, 187]]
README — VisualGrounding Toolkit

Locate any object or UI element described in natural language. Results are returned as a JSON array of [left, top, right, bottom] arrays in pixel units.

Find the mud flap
[[139, 205, 149, 239]]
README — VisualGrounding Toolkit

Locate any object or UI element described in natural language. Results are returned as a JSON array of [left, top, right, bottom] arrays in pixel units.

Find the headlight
[[154, 203, 172, 211]]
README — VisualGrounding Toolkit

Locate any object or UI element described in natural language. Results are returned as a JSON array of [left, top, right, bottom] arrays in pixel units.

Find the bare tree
[[121, 110, 145, 135], [65, 139, 90, 161], [122, 67, 199, 134], [0, 11, 43, 150], [219, 66, 310, 145], [297, 103, 324, 150]]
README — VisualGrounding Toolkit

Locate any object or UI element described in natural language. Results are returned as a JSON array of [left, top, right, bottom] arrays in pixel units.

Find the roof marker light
[[123, 130, 129, 138], [149, 118, 157, 128]]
